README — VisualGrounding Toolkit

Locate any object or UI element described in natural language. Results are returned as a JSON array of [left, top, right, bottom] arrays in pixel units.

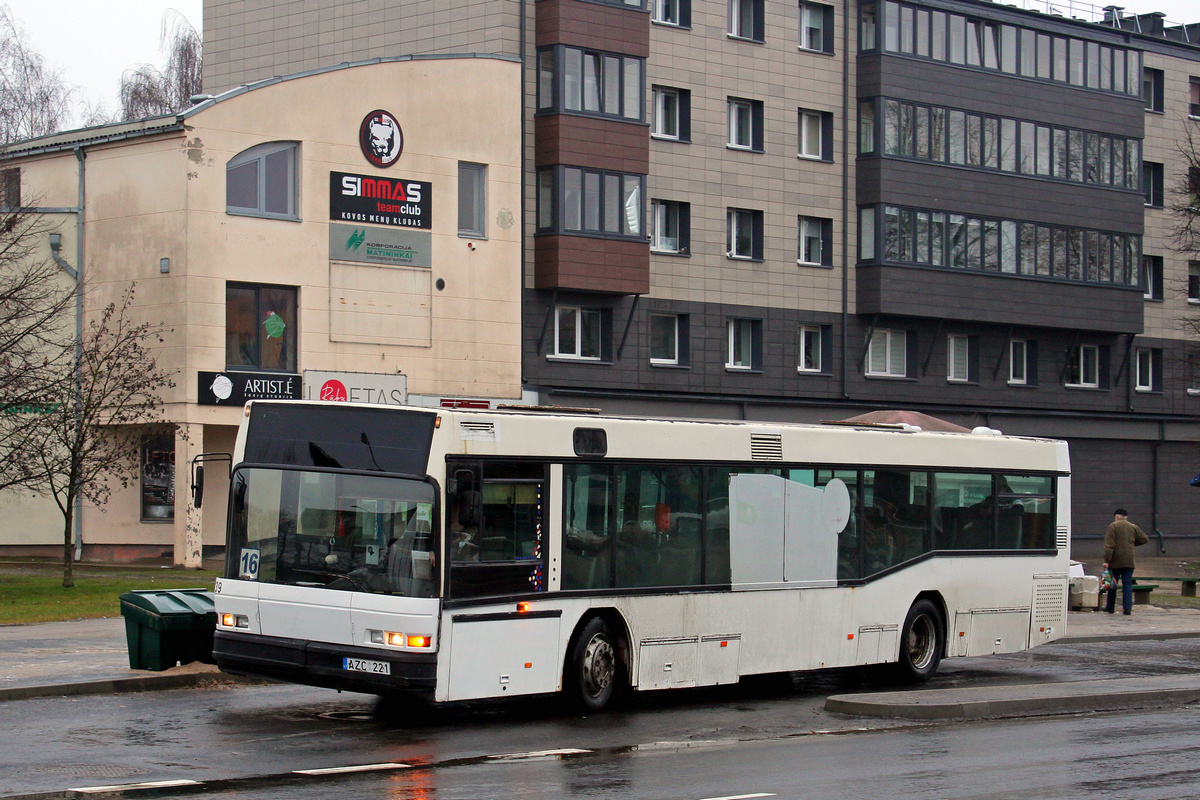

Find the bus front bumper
[[213, 630, 438, 696]]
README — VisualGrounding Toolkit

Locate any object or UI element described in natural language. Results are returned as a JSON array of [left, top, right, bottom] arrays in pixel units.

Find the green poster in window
[[263, 312, 286, 339]]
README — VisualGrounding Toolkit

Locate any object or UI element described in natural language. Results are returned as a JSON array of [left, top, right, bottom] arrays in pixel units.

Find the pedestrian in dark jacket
[[1103, 508, 1149, 615]]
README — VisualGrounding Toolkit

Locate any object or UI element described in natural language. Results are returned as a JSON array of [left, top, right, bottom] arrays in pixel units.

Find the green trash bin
[[119, 588, 217, 671]]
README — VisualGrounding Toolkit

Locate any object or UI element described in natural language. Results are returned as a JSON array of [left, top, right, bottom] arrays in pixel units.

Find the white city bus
[[209, 401, 1070, 711]]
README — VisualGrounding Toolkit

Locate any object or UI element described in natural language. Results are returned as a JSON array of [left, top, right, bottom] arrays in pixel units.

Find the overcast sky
[[3, 0, 1198, 125], [4, 1, 202, 120]]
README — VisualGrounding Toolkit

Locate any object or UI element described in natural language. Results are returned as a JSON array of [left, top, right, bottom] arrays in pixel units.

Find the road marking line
[[295, 762, 412, 775], [487, 748, 592, 760], [697, 794, 776, 800], [72, 779, 202, 793]]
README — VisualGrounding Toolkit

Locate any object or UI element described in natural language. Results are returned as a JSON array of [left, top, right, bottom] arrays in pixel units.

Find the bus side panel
[[440, 613, 562, 701]]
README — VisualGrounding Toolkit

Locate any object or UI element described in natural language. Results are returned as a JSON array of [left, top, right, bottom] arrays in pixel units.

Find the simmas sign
[[329, 171, 431, 229]]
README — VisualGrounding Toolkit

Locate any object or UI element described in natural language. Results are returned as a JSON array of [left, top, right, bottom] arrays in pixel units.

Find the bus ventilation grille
[[1033, 580, 1066, 625], [1055, 525, 1069, 550], [750, 433, 783, 460], [459, 421, 496, 441]]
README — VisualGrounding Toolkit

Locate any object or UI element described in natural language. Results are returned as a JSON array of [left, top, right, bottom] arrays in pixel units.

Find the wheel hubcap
[[581, 633, 615, 698], [907, 613, 936, 671]]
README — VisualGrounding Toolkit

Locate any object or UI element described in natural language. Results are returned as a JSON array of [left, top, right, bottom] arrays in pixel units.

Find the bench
[[1132, 576, 1198, 598], [1100, 583, 1158, 606]]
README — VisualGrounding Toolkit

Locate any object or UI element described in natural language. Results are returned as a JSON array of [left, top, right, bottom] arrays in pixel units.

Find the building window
[[652, 86, 690, 141], [859, 100, 876, 154], [1142, 255, 1163, 300], [798, 215, 832, 266], [226, 142, 299, 220], [798, 324, 828, 373], [1065, 344, 1100, 388], [859, 206, 877, 261], [1144, 67, 1164, 112], [652, 199, 690, 254], [729, 0, 764, 42], [727, 208, 763, 260], [866, 328, 907, 377], [536, 166, 644, 240], [652, 0, 689, 27], [140, 433, 175, 522], [1144, 161, 1163, 207], [1191, 77, 1200, 117], [536, 45, 644, 122], [1136, 348, 1162, 392], [1009, 339, 1028, 385], [726, 318, 762, 370], [798, 109, 832, 160], [947, 334, 975, 382], [2, 167, 19, 208], [226, 283, 298, 372], [1190, 262, 1200, 303], [799, 2, 833, 53], [554, 306, 603, 360], [458, 162, 486, 237], [650, 313, 688, 365], [728, 98, 764, 151]]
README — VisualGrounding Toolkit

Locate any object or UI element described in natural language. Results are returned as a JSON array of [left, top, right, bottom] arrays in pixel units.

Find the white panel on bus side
[[638, 637, 699, 690], [730, 474, 840, 587], [963, 609, 1031, 656], [782, 479, 840, 584], [854, 625, 899, 665], [729, 475, 785, 585], [446, 616, 561, 701], [698, 635, 741, 686]]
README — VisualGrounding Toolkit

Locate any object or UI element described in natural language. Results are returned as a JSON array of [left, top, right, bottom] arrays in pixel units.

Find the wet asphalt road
[[4, 636, 1200, 799]]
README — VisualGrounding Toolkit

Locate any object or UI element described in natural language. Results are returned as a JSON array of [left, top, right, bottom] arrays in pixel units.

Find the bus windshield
[[227, 468, 437, 598]]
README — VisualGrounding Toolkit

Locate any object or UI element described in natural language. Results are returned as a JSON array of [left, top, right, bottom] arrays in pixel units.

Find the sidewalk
[[3, 602, 1200, 710]]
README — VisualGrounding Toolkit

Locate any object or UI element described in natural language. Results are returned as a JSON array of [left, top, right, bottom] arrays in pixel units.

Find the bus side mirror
[[193, 465, 205, 509]]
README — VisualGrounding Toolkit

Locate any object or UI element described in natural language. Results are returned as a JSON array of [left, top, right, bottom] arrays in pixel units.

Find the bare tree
[[0, 208, 75, 491], [0, 7, 75, 145], [26, 285, 176, 587], [1170, 121, 1200, 261], [119, 10, 202, 121]]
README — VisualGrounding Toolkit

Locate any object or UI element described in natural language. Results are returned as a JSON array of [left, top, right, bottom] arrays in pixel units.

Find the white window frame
[[727, 208, 756, 259], [799, 325, 823, 372], [1009, 339, 1028, 385], [652, 199, 683, 253], [225, 141, 299, 220], [729, 0, 760, 40], [799, 110, 824, 159], [1142, 255, 1161, 300], [650, 314, 680, 365], [554, 306, 602, 360], [799, 1, 827, 53], [728, 99, 754, 149], [1135, 348, 1154, 392], [866, 329, 906, 377], [457, 161, 487, 238], [727, 318, 756, 370], [653, 87, 681, 139], [798, 216, 824, 265], [1065, 344, 1099, 388], [947, 334, 970, 382], [653, 0, 683, 26]]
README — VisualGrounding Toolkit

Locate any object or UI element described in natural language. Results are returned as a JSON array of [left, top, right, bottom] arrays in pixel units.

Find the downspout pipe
[[841, 0, 851, 400], [47, 147, 86, 561]]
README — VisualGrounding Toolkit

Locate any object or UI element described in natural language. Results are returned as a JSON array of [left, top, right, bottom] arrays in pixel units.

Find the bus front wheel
[[566, 616, 619, 712], [894, 599, 944, 684]]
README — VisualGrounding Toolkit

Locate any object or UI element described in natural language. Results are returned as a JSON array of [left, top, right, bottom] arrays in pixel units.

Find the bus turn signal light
[[517, 602, 531, 613], [407, 635, 431, 648]]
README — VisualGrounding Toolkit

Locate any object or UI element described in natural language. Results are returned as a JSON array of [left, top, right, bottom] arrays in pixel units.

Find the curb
[[0, 670, 252, 703], [825, 675, 1200, 720]]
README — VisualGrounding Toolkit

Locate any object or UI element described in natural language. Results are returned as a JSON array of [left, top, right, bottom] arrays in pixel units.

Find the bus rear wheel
[[893, 599, 944, 684], [566, 616, 619, 712]]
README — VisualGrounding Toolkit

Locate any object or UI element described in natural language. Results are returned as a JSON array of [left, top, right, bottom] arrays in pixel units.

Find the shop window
[[140, 433, 175, 522], [226, 142, 299, 220], [226, 283, 298, 371]]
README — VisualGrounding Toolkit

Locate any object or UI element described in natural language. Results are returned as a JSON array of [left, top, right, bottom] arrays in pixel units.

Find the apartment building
[[68, 0, 1200, 555]]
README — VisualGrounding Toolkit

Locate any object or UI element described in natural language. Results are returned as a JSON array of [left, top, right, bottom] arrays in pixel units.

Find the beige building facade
[[0, 55, 524, 563]]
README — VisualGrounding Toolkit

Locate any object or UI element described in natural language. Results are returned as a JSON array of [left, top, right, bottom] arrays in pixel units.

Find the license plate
[[343, 657, 391, 675]]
